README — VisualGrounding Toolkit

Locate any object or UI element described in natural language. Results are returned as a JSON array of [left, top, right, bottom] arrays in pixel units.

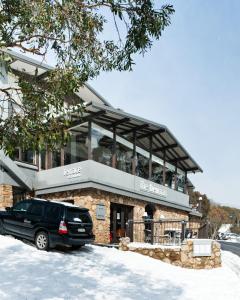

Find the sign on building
[[96, 203, 106, 220]]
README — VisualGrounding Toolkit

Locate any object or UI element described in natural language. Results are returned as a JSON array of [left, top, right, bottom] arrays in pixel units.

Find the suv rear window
[[66, 208, 92, 223]]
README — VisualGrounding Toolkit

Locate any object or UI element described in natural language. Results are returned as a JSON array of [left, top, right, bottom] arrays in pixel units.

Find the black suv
[[0, 198, 95, 250]]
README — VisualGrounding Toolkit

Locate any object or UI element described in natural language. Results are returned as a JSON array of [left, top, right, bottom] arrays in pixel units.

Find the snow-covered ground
[[0, 236, 240, 300]]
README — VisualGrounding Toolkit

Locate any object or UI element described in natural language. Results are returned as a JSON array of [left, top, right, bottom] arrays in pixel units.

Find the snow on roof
[[32, 198, 86, 209]]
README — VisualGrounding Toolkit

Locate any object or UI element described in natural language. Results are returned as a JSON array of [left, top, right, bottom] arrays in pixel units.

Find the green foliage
[[0, 0, 174, 154]]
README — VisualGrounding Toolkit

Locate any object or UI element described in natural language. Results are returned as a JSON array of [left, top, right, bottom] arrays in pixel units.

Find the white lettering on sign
[[63, 167, 82, 179], [139, 180, 167, 198]]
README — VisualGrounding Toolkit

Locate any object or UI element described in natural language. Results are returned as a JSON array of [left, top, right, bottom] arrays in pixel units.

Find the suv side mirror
[[5, 207, 12, 212]]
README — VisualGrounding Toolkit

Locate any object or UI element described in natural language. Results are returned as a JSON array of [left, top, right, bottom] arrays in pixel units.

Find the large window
[[152, 162, 164, 185], [136, 153, 149, 179], [64, 132, 88, 165], [116, 142, 132, 174], [91, 125, 112, 167], [21, 150, 34, 164], [52, 149, 61, 168]]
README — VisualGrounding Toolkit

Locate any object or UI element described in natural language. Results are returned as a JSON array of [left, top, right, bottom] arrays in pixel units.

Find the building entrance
[[110, 203, 133, 243]]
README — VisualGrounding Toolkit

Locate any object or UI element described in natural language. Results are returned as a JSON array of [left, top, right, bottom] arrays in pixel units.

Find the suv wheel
[[0, 220, 5, 235], [35, 231, 49, 251]]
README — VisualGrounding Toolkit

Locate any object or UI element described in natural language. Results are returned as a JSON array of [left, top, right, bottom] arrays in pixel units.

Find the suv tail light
[[58, 220, 68, 235]]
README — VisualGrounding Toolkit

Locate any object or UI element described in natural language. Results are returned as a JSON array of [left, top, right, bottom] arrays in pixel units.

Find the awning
[[71, 102, 203, 173]]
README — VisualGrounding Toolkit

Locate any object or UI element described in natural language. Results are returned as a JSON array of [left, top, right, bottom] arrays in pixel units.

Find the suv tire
[[35, 231, 49, 251]]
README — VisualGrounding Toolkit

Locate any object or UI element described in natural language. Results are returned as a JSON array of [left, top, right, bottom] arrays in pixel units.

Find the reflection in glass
[[52, 149, 61, 168], [136, 153, 149, 179], [165, 170, 174, 188], [116, 143, 132, 174], [176, 174, 185, 192], [40, 151, 46, 170], [92, 126, 112, 166], [152, 163, 164, 185], [64, 132, 88, 165], [22, 150, 34, 164]]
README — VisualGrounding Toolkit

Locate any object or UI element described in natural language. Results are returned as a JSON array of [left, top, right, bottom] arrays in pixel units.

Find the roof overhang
[[1, 48, 112, 107], [71, 102, 203, 173]]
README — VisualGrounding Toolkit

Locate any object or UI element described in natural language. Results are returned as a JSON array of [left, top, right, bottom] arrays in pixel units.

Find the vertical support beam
[[174, 163, 178, 190], [148, 135, 152, 180], [112, 126, 117, 168], [132, 131, 136, 175], [87, 120, 92, 160], [163, 150, 166, 186]]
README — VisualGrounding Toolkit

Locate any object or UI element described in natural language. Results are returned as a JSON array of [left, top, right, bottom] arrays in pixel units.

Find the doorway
[[110, 203, 133, 244]]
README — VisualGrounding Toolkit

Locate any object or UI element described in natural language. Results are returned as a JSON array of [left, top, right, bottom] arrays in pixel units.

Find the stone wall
[[41, 188, 191, 244], [154, 205, 189, 221], [119, 238, 221, 269], [0, 185, 13, 209]]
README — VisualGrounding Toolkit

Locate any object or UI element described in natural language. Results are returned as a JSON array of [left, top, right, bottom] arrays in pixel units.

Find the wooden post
[[112, 126, 117, 168], [87, 120, 92, 160], [148, 135, 152, 180], [132, 131, 136, 175]]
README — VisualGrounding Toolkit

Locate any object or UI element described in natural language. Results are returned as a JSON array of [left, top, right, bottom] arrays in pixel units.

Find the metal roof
[[71, 102, 203, 173]]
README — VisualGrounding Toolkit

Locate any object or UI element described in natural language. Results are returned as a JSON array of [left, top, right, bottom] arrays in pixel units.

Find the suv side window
[[12, 201, 31, 213], [27, 203, 44, 217], [45, 205, 61, 221]]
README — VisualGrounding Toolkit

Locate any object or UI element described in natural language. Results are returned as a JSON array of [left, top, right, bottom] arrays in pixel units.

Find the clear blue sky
[[90, 1, 240, 208]]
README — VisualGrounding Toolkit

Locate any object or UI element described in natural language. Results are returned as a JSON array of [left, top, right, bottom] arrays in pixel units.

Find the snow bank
[[0, 235, 239, 300]]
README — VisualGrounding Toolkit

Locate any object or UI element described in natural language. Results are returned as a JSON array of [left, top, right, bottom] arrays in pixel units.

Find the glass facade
[[136, 153, 149, 179], [91, 125, 112, 167], [13, 122, 186, 193], [115, 142, 132, 174], [64, 132, 88, 165]]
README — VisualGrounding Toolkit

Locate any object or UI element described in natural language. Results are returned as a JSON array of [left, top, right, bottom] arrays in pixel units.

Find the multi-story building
[[0, 50, 202, 244]]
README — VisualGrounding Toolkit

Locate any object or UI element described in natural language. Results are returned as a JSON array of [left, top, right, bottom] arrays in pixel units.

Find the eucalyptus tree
[[0, 0, 174, 154]]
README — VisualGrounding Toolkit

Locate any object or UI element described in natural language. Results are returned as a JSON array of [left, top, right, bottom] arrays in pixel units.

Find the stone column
[[0, 185, 13, 209]]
